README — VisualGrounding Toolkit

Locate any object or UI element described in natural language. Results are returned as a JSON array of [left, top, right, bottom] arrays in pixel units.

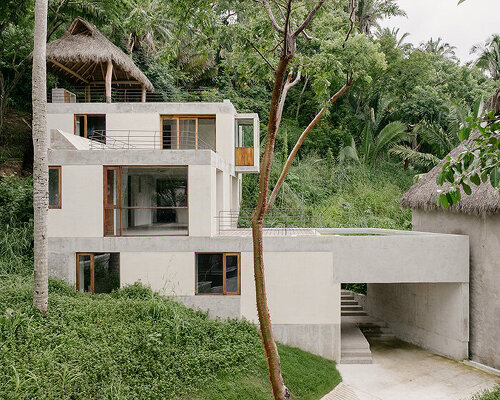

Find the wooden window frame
[[74, 113, 106, 142], [49, 166, 62, 209], [103, 165, 189, 237], [160, 115, 216, 151], [76, 253, 120, 294], [195, 252, 241, 295]]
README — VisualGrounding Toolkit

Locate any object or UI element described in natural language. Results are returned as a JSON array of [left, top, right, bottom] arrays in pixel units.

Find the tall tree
[[32, 0, 49, 314], [420, 37, 457, 60], [470, 34, 500, 81], [355, 0, 406, 35]]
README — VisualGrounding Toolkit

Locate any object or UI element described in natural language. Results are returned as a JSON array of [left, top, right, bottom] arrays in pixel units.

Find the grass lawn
[[0, 275, 341, 400]]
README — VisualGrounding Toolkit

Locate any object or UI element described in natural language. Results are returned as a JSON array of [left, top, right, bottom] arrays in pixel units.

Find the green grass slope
[[0, 276, 340, 400]]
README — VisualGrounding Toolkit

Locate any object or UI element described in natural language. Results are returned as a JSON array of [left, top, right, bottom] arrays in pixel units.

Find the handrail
[[88, 129, 215, 151]]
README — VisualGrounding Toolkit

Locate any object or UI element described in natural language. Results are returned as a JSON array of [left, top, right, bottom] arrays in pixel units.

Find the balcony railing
[[216, 209, 322, 235], [48, 86, 223, 103], [88, 130, 215, 151]]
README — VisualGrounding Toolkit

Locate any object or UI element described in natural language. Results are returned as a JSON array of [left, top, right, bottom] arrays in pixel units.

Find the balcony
[[87, 130, 215, 151], [48, 86, 223, 103]]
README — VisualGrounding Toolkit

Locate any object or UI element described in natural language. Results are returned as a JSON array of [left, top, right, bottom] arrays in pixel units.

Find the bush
[[471, 386, 500, 400], [0, 176, 33, 276], [0, 278, 340, 400]]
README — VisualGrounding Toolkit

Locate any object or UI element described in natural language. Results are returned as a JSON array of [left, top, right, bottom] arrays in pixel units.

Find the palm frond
[[389, 145, 440, 168]]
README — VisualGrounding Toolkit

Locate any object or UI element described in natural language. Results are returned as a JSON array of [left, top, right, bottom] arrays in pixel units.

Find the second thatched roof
[[46, 17, 154, 92]]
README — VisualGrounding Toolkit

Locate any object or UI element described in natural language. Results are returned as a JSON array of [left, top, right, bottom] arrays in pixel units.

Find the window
[[235, 119, 255, 166], [196, 253, 240, 295], [74, 114, 106, 142], [76, 253, 120, 294], [104, 166, 188, 236], [160, 116, 215, 150], [49, 166, 61, 208]]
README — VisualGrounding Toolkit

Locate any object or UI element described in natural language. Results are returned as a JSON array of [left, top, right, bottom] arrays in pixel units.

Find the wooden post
[[105, 61, 113, 103], [141, 85, 146, 102]]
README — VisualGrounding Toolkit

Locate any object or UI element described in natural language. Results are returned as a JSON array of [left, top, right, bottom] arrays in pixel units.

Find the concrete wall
[[46, 101, 256, 167], [366, 282, 469, 360], [412, 209, 500, 369], [48, 165, 103, 237], [188, 165, 216, 236]]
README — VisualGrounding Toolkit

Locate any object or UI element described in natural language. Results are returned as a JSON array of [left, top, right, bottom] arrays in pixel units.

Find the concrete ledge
[[175, 295, 240, 320], [272, 323, 341, 361]]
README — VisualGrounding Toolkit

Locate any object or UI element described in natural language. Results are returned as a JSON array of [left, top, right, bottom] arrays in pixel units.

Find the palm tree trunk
[[32, 0, 49, 315]]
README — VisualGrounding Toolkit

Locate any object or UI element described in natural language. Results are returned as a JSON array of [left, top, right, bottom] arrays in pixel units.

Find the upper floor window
[[161, 116, 215, 150], [235, 119, 255, 166], [104, 166, 188, 236], [75, 114, 106, 143], [49, 166, 61, 208]]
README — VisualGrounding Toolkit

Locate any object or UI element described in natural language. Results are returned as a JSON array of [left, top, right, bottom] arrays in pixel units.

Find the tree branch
[[263, 0, 285, 33], [246, 38, 276, 71], [276, 69, 301, 131], [293, 0, 326, 38], [344, 0, 356, 45], [268, 76, 353, 208]]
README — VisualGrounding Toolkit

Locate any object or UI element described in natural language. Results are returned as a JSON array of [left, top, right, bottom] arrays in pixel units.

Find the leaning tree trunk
[[32, 0, 49, 314]]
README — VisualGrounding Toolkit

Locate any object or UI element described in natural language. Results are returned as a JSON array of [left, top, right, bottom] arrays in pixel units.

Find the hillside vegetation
[[0, 177, 340, 400]]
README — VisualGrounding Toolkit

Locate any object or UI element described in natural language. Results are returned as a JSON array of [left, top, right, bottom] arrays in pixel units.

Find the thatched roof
[[401, 89, 500, 216], [46, 18, 154, 92], [401, 135, 500, 215]]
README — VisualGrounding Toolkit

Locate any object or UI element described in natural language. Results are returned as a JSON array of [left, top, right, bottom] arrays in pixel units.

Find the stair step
[[341, 295, 355, 301], [342, 311, 368, 316], [341, 290, 352, 295], [340, 356, 372, 364], [341, 300, 358, 305], [341, 350, 372, 358], [341, 305, 364, 311]]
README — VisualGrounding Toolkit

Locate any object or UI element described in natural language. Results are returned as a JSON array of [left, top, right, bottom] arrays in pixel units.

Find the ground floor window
[[76, 253, 119, 294], [196, 253, 240, 295]]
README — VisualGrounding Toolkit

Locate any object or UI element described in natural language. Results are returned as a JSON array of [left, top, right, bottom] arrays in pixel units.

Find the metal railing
[[217, 209, 322, 235], [88, 129, 215, 150], [48, 85, 223, 103]]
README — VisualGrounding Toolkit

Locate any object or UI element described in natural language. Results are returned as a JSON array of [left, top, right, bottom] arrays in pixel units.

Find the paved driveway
[[332, 340, 499, 400]]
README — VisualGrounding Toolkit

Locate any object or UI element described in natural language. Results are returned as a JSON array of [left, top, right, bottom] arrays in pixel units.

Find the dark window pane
[[78, 255, 92, 292], [75, 116, 85, 137], [162, 119, 176, 149], [49, 168, 60, 207], [197, 254, 223, 294], [87, 115, 106, 142], [93, 253, 120, 294], [106, 169, 118, 206], [198, 119, 215, 150], [225, 255, 239, 293], [122, 167, 187, 208]]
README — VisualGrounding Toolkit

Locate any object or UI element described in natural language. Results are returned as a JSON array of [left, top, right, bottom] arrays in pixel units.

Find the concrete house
[[47, 18, 475, 364], [401, 96, 500, 370]]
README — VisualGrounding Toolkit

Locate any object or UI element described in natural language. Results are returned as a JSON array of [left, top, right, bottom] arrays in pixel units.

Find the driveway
[[331, 339, 499, 400]]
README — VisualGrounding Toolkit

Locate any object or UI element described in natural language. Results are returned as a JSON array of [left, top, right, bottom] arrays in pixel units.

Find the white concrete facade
[[46, 100, 472, 362]]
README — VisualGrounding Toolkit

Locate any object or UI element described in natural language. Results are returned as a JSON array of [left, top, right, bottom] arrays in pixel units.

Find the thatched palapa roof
[[46, 18, 154, 92], [401, 136, 500, 216], [401, 89, 500, 216]]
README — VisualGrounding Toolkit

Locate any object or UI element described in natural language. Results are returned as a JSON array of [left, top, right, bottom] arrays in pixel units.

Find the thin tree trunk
[[253, 2, 326, 399], [32, 0, 49, 315], [268, 79, 352, 208]]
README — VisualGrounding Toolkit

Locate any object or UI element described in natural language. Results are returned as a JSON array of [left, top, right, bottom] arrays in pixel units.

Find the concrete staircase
[[341, 290, 367, 317], [340, 290, 395, 364]]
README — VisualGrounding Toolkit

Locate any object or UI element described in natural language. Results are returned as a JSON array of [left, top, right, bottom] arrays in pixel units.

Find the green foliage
[[0, 276, 340, 399], [437, 112, 500, 208], [470, 386, 500, 400], [242, 153, 414, 230], [0, 176, 33, 276]]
